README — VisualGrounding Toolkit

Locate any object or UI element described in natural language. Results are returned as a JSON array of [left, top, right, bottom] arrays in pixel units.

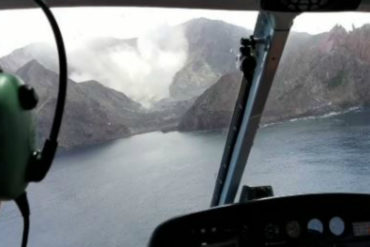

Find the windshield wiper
[[211, 11, 296, 207]]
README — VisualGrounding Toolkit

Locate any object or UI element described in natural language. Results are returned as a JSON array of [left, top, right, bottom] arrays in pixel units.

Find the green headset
[[0, 0, 67, 246]]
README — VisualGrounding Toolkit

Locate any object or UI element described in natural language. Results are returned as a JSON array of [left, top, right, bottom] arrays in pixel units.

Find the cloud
[[1, 7, 369, 107], [68, 24, 188, 107]]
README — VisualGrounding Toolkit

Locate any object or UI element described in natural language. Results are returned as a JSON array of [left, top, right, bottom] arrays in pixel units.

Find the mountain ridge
[[3, 18, 370, 149], [179, 24, 370, 131], [169, 18, 251, 100], [16, 60, 137, 150]]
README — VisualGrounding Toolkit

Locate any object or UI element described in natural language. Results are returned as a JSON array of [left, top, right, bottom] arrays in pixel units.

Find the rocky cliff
[[179, 25, 370, 130], [178, 73, 242, 131], [4, 18, 369, 144], [14, 59, 193, 149], [169, 18, 251, 100], [263, 25, 370, 123], [16, 60, 140, 150]]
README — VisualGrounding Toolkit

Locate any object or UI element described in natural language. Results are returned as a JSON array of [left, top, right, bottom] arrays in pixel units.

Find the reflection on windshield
[[241, 14, 370, 198]]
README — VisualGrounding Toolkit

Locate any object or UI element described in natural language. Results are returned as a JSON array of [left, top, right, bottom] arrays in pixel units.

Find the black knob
[[18, 85, 38, 110]]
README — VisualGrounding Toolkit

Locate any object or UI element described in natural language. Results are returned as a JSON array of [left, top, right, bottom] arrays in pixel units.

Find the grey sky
[[0, 8, 369, 56]]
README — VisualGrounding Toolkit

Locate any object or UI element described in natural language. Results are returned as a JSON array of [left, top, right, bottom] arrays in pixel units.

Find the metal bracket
[[239, 36, 257, 82], [239, 185, 274, 203]]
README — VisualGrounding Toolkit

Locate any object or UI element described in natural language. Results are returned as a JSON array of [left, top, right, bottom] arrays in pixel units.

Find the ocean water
[[1, 107, 370, 247]]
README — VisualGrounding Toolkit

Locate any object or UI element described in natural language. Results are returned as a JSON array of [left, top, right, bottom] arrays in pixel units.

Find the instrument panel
[[149, 194, 370, 247]]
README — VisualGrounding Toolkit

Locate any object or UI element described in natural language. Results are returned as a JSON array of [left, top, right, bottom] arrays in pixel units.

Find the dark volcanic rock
[[16, 60, 138, 150], [14, 60, 192, 149], [149, 98, 195, 132], [179, 25, 370, 131], [263, 25, 370, 123], [178, 72, 242, 131], [169, 18, 251, 100]]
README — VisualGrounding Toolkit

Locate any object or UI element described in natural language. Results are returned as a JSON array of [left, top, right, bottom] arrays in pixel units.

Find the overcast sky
[[0, 7, 369, 56]]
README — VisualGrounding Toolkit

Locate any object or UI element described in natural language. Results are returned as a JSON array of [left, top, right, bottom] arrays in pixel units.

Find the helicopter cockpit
[[150, 193, 370, 247], [1, 1, 370, 247], [148, 1, 370, 247]]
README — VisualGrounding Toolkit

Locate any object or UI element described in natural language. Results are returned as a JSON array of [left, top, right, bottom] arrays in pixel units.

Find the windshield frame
[[211, 11, 296, 206]]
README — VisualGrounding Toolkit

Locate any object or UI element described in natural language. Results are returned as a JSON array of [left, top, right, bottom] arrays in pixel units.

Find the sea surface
[[1, 107, 370, 247]]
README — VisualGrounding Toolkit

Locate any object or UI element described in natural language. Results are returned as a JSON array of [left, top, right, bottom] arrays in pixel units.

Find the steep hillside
[[16, 60, 139, 149], [178, 72, 242, 131], [263, 25, 370, 123], [14, 59, 191, 149], [169, 18, 251, 100], [179, 25, 370, 130]]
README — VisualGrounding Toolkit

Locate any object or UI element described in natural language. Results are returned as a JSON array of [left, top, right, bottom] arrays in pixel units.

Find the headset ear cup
[[17, 84, 40, 184], [0, 74, 36, 200]]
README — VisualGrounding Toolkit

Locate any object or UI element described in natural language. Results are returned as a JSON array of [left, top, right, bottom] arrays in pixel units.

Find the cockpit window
[[0, 7, 258, 246], [240, 12, 370, 198]]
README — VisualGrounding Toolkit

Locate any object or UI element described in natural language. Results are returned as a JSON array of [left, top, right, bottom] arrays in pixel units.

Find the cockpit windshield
[[0, 7, 257, 247], [0, 7, 369, 247], [240, 12, 370, 197]]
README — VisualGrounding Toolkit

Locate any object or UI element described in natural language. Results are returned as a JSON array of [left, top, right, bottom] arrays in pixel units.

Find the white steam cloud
[[68, 25, 188, 107]]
